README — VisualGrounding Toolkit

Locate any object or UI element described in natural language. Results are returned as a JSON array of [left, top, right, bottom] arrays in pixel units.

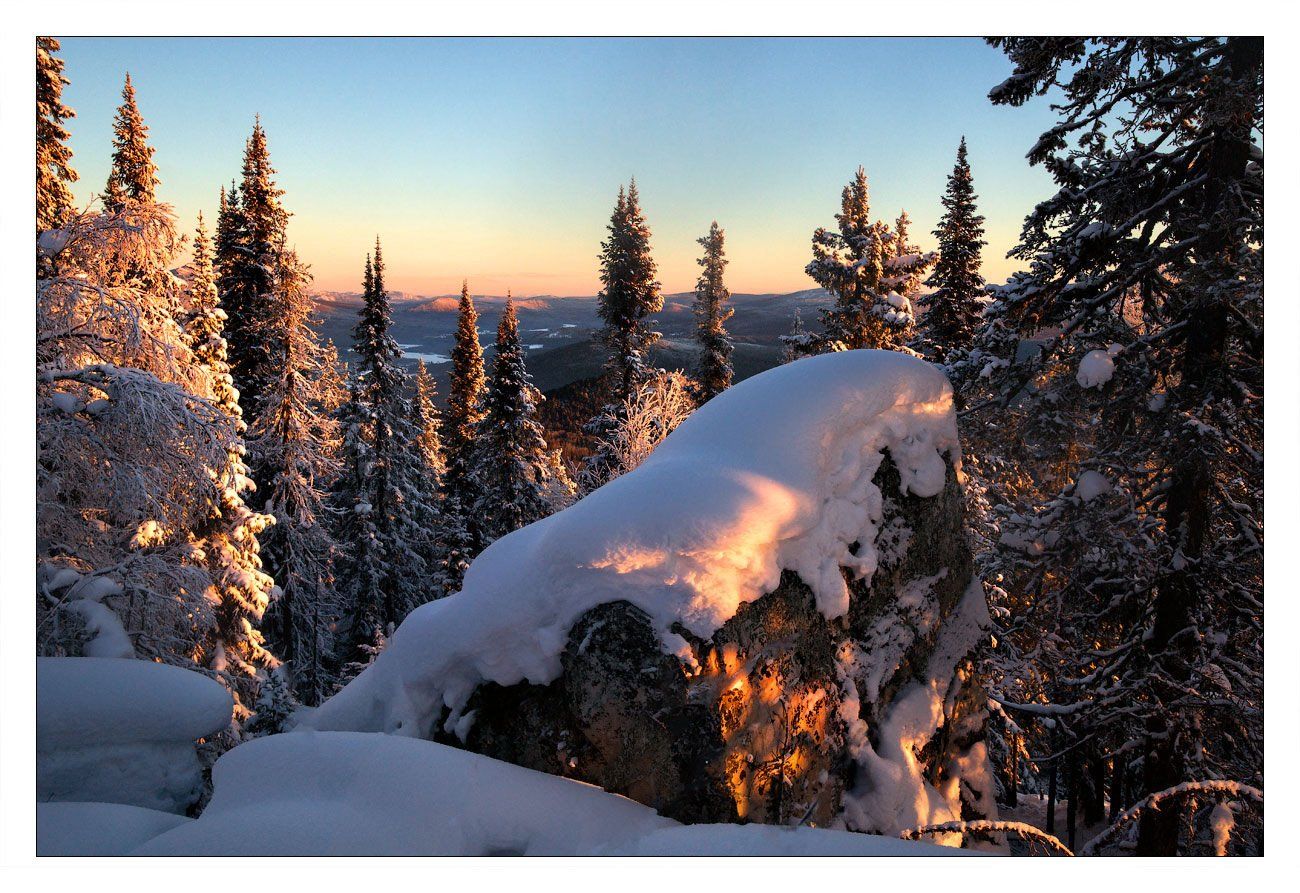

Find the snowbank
[[37, 802, 190, 856], [135, 731, 676, 856], [135, 731, 970, 857], [306, 350, 960, 739], [595, 824, 967, 857], [38, 657, 233, 813]]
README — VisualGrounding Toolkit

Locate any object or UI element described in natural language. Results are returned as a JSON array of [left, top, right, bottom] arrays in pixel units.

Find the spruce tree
[[780, 309, 820, 363], [805, 168, 934, 352], [919, 137, 986, 364], [332, 355, 387, 663], [473, 296, 555, 544], [413, 360, 447, 487], [595, 180, 663, 402], [965, 37, 1263, 854], [102, 74, 158, 213], [184, 213, 240, 421], [692, 221, 734, 401], [582, 181, 664, 490], [213, 183, 242, 290], [38, 94, 274, 737], [221, 120, 288, 424], [334, 241, 436, 663], [432, 280, 486, 596], [249, 246, 344, 706], [36, 37, 78, 232]]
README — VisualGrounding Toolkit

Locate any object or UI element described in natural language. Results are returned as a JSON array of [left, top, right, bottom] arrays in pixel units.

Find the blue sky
[[57, 37, 1058, 297]]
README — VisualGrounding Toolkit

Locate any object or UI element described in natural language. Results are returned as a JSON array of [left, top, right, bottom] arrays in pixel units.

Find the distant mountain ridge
[[308, 286, 838, 412]]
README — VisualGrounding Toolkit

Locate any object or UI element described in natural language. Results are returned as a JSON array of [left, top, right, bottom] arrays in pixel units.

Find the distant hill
[[309, 286, 832, 408]]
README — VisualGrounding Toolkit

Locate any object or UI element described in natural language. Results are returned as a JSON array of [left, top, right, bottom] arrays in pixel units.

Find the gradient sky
[[57, 37, 1058, 297]]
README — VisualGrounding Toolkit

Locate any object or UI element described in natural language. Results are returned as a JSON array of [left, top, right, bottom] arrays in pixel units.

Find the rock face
[[455, 452, 992, 833]]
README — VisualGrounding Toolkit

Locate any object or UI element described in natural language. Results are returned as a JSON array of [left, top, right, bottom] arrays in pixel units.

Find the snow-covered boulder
[[37, 657, 233, 813], [134, 731, 968, 856], [305, 350, 994, 840]]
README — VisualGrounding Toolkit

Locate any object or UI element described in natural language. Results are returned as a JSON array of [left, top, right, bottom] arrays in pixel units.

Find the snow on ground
[[304, 350, 961, 740], [999, 792, 1112, 855], [38, 657, 232, 813], [37, 802, 191, 856], [132, 731, 970, 856], [135, 731, 675, 856], [595, 824, 968, 857]]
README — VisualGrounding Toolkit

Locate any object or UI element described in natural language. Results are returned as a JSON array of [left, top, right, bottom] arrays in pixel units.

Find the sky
[[57, 37, 1059, 298]]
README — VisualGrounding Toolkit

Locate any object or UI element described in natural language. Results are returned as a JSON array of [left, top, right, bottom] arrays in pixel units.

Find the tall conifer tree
[[413, 360, 447, 487], [473, 296, 554, 543], [594, 180, 663, 402], [102, 74, 158, 213], [806, 168, 934, 352], [432, 280, 486, 596], [184, 213, 241, 421], [692, 221, 734, 401], [249, 247, 344, 705], [919, 137, 986, 363], [334, 241, 436, 663], [965, 37, 1263, 854], [37, 37, 78, 232], [582, 181, 664, 490], [222, 120, 288, 424]]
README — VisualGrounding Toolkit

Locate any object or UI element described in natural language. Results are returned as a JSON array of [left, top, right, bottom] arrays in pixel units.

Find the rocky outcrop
[[455, 452, 992, 833]]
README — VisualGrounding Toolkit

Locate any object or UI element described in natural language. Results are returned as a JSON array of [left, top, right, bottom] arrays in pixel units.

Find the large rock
[[305, 351, 995, 838], [458, 453, 992, 833]]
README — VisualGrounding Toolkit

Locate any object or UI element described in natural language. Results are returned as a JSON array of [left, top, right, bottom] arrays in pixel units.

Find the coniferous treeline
[[33, 48, 578, 731]]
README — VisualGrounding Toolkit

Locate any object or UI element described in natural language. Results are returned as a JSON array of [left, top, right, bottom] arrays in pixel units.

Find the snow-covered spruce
[[959, 38, 1262, 853], [333, 241, 439, 667], [102, 73, 158, 214], [37, 202, 275, 726], [247, 245, 345, 707], [36, 37, 78, 233], [581, 179, 664, 492], [692, 220, 734, 401], [306, 350, 993, 837], [472, 295, 567, 546], [804, 167, 936, 354], [915, 137, 986, 365], [431, 279, 487, 595]]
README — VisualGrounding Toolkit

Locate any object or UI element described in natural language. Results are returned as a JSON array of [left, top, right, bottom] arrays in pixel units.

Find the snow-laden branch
[[1080, 779, 1262, 856], [899, 820, 1074, 856]]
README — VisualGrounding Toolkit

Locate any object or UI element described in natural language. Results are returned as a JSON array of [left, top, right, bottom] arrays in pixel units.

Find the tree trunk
[[1066, 752, 1078, 851], [1045, 753, 1055, 837], [1107, 753, 1124, 822], [1084, 749, 1106, 826], [1005, 732, 1019, 808]]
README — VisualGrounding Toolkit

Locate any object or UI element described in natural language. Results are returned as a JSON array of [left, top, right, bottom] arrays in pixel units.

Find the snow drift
[[306, 350, 962, 740], [37, 657, 233, 813], [134, 731, 967, 856], [37, 802, 191, 857]]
